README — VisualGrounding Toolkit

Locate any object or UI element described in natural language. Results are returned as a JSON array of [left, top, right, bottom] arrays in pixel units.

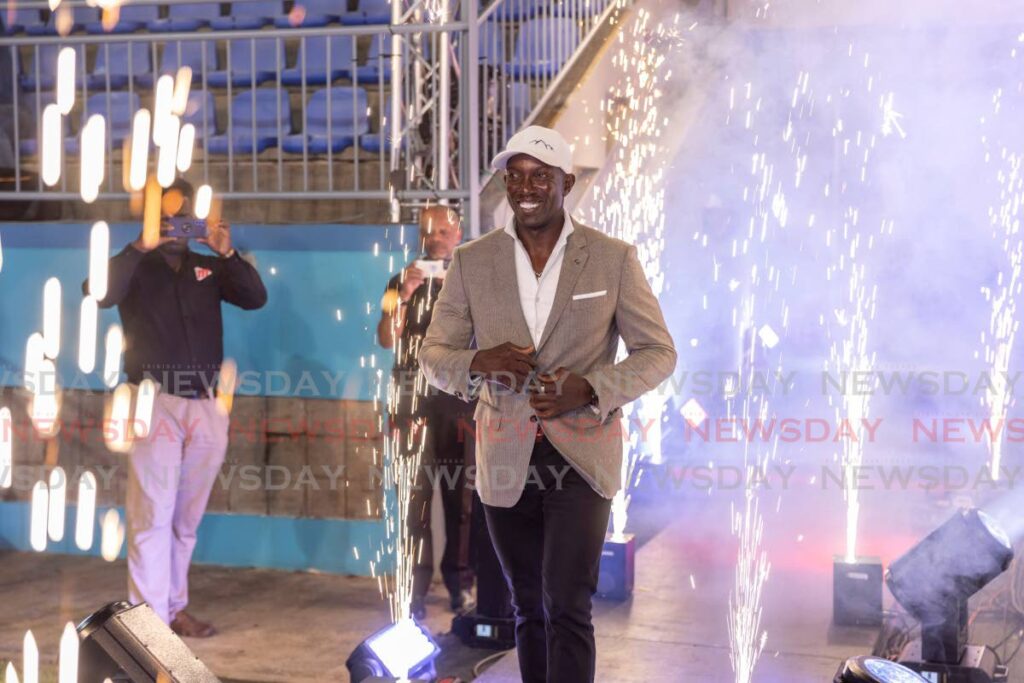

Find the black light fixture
[[834, 656, 930, 683], [345, 617, 440, 682], [886, 508, 1012, 660], [452, 496, 516, 650], [76, 601, 221, 682], [885, 507, 1013, 682]]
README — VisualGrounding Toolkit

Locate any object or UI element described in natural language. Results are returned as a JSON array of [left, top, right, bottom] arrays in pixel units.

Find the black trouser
[[405, 398, 476, 603], [483, 436, 612, 683]]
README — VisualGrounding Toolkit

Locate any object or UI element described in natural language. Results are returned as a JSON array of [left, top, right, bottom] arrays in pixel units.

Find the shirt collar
[[504, 211, 575, 251]]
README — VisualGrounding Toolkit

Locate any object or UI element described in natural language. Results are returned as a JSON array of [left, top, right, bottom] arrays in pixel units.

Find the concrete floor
[[1, 465, 1022, 682]]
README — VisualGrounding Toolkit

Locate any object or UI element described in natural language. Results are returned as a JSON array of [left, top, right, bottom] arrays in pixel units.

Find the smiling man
[[420, 126, 676, 682]]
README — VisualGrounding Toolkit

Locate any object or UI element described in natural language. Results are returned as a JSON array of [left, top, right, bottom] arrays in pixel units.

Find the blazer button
[[529, 415, 538, 422]]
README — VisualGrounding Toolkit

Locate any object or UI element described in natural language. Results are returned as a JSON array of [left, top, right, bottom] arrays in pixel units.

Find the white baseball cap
[[490, 125, 574, 175]]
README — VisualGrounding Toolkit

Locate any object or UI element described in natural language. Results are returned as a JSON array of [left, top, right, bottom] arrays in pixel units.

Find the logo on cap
[[530, 139, 555, 151]]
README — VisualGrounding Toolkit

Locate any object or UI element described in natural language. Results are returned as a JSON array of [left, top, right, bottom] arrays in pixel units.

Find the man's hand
[[199, 219, 233, 256], [398, 264, 426, 301], [528, 367, 595, 419], [470, 342, 536, 392]]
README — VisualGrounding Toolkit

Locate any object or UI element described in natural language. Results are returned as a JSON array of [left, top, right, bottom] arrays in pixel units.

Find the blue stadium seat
[[207, 38, 286, 88], [3, 7, 42, 34], [281, 35, 357, 86], [359, 100, 394, 154], [273, 0, 341, 27], [461, 20, 505, 65], [66, 91, 141, 154], [20, 43, 84, 92], [340, 0, 390, 25], [135, 40, 218, 88], [84, 3, 159, 33], [486, 0, 550, 22], [17, 93, 61, 157], [353, 34, 391, 84], [209, 1, 282, 30], [148, 3, 222, 32], [282, 86, 368, 154], [26, 5, 96, 35], [207, 89, 291, 154], [182, 90, 217, 139], [506, 81, 532, 130], [88, 42, 153, 89], [507, 17, 579, 79]]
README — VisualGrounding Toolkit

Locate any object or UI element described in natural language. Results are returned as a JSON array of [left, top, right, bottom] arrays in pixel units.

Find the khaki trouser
[[126, 391, 229, 623]]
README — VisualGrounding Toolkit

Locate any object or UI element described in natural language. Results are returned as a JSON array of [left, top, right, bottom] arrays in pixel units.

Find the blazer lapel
[[493, 231, 534, 347], [537, 227, 589, 352]]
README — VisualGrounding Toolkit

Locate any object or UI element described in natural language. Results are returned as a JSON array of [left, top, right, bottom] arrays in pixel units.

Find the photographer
[[87, 179, 267, 637], [377, 205, 476, 620]]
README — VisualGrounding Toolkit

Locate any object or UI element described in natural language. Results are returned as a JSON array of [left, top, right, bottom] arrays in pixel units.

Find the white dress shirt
[[504, 213, 575, 348]]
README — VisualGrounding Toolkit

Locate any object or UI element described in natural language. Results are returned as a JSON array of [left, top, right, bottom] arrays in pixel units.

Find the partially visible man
[[90, 179, 267, 637], [378, 205, 476, 619], [420, 126, 676, 682]]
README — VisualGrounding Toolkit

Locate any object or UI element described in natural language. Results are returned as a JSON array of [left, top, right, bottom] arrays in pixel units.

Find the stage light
[[176, 124, 195, 173], [133, 379, 157, 438], [104, 324, 123, 388], [452, 500, 516, 649], [30, 359, 60, 437], [76, 601, 220, 682], [79, 296, 98, 373], [346, 618, 440, 682], [80, 114, 105, 203], [23, 630, 37, 683], [24, 333, 44, 393], [129, 110, 151, 192], [41, 104, 62, 186], [156, 117, 180, 188], [99, 509, 124, 562], [90, 221, 110, 300], [75, 471, 97, 550], [171, 67, 192, 116], [56, 48, 75, 115], [47, 466, 66, 542], [105, 384, 133, 453], [216, 359, 237, 416], [194, 185, 212, 219], [142, 176, 162, 250], [834, 656, 928, 683], [833, 555, 883, 627], [152, 76, 174, 145], [597, 532, 635, 601], [886, 508, 1012, 665], [29, 481, 48, 552], [43, 277, 61, 359], [0, 407, 11, 489], [58, 622, 78, 683]]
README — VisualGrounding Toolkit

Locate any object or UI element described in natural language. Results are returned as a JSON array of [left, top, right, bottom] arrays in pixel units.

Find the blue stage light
[[834, 655, 929, 683], [346, 618, 441, 682]]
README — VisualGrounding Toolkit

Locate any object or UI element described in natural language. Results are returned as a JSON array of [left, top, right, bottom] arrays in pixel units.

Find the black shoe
[[450, 589, 476, 614], [411, 598, 427, 621]]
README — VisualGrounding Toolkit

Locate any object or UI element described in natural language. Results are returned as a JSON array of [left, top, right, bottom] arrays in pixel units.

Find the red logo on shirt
[[194, 267, 213, 282]]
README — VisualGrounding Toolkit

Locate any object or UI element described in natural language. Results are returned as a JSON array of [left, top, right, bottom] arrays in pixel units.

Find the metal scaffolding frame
[[0, 0, 617, 237]]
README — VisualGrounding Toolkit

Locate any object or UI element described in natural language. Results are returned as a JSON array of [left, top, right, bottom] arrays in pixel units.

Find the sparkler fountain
[[581, 6, 678, 545], [977, 35, 1024, 484]]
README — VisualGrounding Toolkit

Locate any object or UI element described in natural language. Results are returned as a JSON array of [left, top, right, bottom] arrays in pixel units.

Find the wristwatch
[[221, 248, 237, 259]]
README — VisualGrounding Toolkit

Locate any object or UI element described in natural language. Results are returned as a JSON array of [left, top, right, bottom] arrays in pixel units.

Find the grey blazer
[[419, 221, 677, 507]]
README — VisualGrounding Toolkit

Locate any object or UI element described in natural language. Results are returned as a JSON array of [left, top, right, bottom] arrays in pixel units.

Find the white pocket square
[[572, 290, 607, 301]]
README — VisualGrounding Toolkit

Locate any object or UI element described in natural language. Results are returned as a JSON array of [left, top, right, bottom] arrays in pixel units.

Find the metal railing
[[0, 0, 621, 234], [475, 0, 615, 178]]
